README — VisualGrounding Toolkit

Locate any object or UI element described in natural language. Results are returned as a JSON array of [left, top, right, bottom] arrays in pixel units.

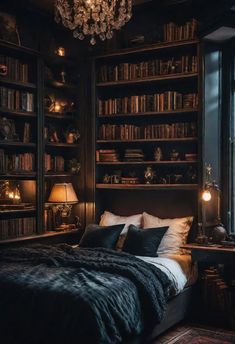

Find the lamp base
[[54, 223, 77, 231]]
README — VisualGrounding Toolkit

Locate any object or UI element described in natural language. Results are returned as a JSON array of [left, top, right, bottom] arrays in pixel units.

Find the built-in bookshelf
[[0, 40, 81, 242], [43, 51, 81, 232], [94, 18, 201, 220]]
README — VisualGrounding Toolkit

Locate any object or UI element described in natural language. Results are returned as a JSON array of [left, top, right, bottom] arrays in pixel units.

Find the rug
[[166, 328, 235, 344]]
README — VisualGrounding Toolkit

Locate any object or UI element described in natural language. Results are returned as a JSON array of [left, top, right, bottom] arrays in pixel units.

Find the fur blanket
[[0, 244, 174, 344]]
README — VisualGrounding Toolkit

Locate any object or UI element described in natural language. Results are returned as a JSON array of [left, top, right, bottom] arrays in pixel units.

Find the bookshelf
[[0, 40, 81, 243], [93, 18, 201, 221]]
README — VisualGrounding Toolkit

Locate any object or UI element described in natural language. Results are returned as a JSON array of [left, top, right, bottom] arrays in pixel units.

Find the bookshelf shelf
[[0, 208, 36, 219], [44, 172, 76, 177], [96, 39, 199, 59], [97, 72, 198, 88], [97, 137, 198, 144], [0, 141, 36, 148], [0, 228, 79, 245], [45, 142, 79, 148], [45, 112, 75, 120], [97, 108, 198, 119], [0, 172, 36, 179], [97, 160, 198, 165], [0, 77, 37, 90], [96, 183, 198, 190], [0, 108, 37, 118]]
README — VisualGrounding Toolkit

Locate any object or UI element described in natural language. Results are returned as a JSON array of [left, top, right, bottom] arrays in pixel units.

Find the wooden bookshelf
[[93, 32, 201, 222], [0, 39, 81, 242]]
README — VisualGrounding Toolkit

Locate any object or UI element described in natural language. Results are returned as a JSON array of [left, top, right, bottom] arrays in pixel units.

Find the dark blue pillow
[[79, 224, 125, 249], [122, 224, 168, 257]]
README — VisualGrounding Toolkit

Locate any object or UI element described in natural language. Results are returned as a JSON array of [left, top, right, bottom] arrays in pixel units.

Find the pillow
[[79, 224, 124, 249], [99, 211, 143, 235], [122, 224, 168, 257], [142, 212, 193, 255]]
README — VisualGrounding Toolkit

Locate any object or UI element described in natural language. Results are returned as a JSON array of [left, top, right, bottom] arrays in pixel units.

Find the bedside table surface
[[182, 243, 235, 264]]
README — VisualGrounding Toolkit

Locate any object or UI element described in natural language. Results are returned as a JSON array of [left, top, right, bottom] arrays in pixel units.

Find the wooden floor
[[152, 322, 235, 343]]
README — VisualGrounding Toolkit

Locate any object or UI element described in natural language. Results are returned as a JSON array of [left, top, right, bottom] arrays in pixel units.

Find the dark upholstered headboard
[[96, 190, 198, 219]]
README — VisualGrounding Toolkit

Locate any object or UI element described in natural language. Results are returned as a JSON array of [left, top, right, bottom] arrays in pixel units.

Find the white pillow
[[142, 212, 193, 255], [99, 211, 142, 235]]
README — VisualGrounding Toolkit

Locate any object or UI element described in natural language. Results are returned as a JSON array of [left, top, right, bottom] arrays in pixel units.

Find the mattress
[[137, 254, 198, 295]]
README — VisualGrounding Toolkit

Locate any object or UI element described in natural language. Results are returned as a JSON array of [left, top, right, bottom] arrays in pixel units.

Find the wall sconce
[[48, 183, 79, 231]]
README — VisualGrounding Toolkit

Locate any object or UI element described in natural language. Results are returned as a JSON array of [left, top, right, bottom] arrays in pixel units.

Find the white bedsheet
[[137, 254, 197, 295]]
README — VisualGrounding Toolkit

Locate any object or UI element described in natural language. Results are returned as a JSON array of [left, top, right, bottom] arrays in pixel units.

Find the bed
[[0, 243, 197, 344], [0, 191, 198, 343]]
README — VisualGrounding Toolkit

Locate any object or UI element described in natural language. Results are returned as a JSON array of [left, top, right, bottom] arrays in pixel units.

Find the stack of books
[[0, 87, 34, 112], [121, 177, 140, 184], [44, 154, 65, 172], [123, 149, 145, 162], [96, 149, 119, 162], [0, 150, 35, 172]]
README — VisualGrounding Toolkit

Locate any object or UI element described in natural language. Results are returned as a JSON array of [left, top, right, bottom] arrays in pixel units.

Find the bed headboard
[[96, 190, 198, 219]]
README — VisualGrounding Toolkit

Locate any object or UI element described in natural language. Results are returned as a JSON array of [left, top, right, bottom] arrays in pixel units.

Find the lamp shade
[[48, 183, 78, 204]]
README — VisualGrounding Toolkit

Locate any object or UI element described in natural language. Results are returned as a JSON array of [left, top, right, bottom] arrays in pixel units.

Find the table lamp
[[48, 183, 78, 231]]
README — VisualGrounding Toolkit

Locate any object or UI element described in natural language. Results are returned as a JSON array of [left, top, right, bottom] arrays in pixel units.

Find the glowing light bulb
[[54, 102, 61, 112], [202, 190, 212, 202], [9, 192, 14, 199]]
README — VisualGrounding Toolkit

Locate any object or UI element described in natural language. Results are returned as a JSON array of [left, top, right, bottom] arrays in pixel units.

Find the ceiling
[[27, 0, 191, 14]]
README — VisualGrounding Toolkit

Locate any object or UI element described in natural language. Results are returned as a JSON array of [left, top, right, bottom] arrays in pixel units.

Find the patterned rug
[[166, 328, 235, 344]]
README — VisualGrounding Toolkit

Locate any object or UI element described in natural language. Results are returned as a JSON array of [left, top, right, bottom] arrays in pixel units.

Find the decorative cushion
[[99, 211, 143, 235], [142, 212, 193, 255], [122, 224, 168, 257], [79, 224, 124, 249]]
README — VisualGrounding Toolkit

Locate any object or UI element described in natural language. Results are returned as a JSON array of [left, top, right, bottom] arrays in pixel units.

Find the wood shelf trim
[[0, 77, 37, 89], [0, 108, 36, 118], [97, 160, 198, 165], [181, 244, 235, 253], [0, 229, 79, 245], [0, 40, 40, 56], [44, 172, 77, 177], [97, 72, 198, 87], [0, 173, 36, 179], [0, 208, 36, 218], [98, 108, 198, 119], [45, 142, 79, 148], [0, 141, 36, 148], [95, 39, 199, 59], [45, 112, 75, 120], [96, 183, 198, 190], [97, 137, 198, 143]]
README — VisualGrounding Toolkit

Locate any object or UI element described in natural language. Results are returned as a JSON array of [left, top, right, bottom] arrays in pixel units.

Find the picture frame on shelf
[[0, 12, 21, 45]]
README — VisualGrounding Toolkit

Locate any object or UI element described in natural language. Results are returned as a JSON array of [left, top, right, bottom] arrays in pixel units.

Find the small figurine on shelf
[[103, 174, 111, 184], [65, 126, 80, 144], [48, 124, 60, 143], [185, 166, 197, 183], [154, 147, 163, 161], [169, 149, 180, 161], [0, 117, 18, 141], [144, 166, 156, 184], [67, 159, 81, 174], [0, 64, 7, 76]]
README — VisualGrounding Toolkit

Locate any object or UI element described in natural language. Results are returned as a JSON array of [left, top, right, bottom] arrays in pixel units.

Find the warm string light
[[55, 0, 133, 45]]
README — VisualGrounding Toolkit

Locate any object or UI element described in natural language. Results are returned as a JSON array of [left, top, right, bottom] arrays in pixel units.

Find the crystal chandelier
[[55, 0, 133, 45]]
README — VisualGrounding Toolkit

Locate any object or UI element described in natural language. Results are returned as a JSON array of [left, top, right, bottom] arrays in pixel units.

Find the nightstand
[[181, 243, 235, 265], [182, 243, 235, 328]]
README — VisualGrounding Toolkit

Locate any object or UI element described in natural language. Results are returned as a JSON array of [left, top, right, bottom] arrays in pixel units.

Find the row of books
[[0, 217, 36, 240], [0, 87, 34, 112], [98, 55, 198, 82], [44, 207, 54, 231], [0, 150, 35, 172], [44, 154, 65, 172], [99, 122, 197, 140], [0, 54, 29, 83], [163, 19, 198, 42], [98, 92, 198, 115], [202, 267, 231, 313]]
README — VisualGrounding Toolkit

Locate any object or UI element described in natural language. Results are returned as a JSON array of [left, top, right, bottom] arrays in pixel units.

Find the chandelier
[[55, 0, 133, 45]]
